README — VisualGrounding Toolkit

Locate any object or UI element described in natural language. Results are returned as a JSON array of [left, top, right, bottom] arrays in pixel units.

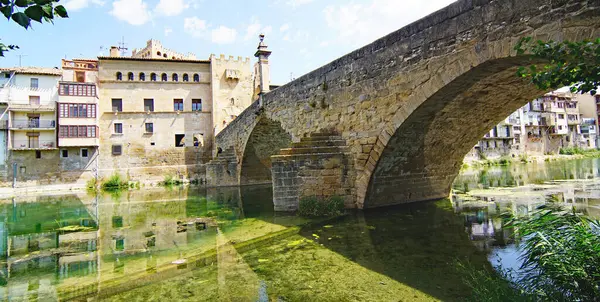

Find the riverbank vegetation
[[298, 196, 345, 217], [101, 173, 130, 191], [463, 205, 600, 301], [161, 174, 184, 186]]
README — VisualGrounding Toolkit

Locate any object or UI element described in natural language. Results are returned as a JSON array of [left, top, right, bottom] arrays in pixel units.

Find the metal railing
[[11, 140, 56, 149], [11, 120, 56, 129]]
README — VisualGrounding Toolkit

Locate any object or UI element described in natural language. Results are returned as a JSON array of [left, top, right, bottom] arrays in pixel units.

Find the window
[[144, 99, 154, 112], [192, 99, 202, 111], [115, 238, 124, 251], [175, 134, 185, 147], [173, 99, 184, 111], [183, 74, 189, 82], [230, 98, 235, 106], [161, 73, 167, 81], [145, 123, 154, 133], [61, 149, 68, 158], [163, 53, 167, 58], [151, 73, 157, 81], [193, 74, 199, 82], [29, 96, 40, 105], [114, 123, 123, 134], [157, 51, 161, 56], [172, 73, 178, 82], [558, 114, 565, 119], [30, 78, 38, 89], [75, 71, 85, 83], [112, 145, 122, 155], [127, 72, 134, 81], [59, 83, 96, 96], [35, 151, 41, 159], [112, 99, 122, 112], [81, 148, 88, 158], [139, 73, 146, 81], [116, 72, 122, 81], [59, 104, 96, 118]]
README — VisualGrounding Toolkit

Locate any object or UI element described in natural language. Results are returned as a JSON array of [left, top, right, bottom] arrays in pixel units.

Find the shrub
[[298, 196, 345, 217], [559, 147, 584, 155], [101, 173, 129, 191], [86, 177, 98, 191]]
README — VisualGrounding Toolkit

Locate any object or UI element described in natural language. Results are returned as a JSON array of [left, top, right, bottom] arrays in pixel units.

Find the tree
[[0, 0, 68, 57], [515, 37, 600, 96]]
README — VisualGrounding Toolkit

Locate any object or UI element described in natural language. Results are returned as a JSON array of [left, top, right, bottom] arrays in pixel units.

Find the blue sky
[[1, 0, 456, 85]]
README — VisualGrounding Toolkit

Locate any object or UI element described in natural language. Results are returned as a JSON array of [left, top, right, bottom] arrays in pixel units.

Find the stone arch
[[239, 117, 292, 185]]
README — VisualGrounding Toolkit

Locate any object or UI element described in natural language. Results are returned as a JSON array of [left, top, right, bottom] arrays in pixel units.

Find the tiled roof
[[0, 67, 62, 76]]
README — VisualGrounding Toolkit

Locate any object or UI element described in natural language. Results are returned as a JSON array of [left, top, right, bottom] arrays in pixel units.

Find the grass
[[297, 196, 345, 217], [101, 173, 129, 191], [559, 147, 600, 157]]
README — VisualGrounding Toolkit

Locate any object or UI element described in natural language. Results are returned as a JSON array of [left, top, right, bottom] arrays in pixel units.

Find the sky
[[1, 0, 457, 85]]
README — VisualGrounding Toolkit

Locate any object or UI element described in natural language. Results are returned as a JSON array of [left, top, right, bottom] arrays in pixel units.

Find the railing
[[11, 120, 56, 129], [11, 140, 56, 149]]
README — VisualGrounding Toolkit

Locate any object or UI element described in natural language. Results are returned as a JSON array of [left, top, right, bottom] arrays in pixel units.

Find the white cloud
[[110, 0, 150, 26], [154, 0, 188, 17], [324, 0, 456, 46], [164, 27, 173, 36], [184, 17, 208, 37], [244, 18, 273, 41], [287, 0, 315, 7], [211, 26, 237, 44], [63, 0, 105, 11], [280, 24, 290, 32]]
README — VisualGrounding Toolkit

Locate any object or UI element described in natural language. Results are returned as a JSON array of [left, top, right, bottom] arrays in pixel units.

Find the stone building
[[130, 39, 197, 60], [58, 59, 100, 176], [97, 39, 256, 183], [0, 67, 61, 183]]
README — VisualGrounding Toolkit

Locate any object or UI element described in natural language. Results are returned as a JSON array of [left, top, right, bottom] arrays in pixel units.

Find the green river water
[[1, 158, 599, 301]]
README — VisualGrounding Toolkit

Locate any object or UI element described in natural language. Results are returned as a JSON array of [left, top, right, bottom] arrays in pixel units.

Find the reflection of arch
[[240, 117, 292, 185], [363, 57, 545, 208]]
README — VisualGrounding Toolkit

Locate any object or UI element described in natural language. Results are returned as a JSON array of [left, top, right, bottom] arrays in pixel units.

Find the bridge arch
[[239, 117, 292, 185]]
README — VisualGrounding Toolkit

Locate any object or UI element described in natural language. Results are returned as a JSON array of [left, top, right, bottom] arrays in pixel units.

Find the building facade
[[97, 40, 257, 183], [0, 67, 62, 183]]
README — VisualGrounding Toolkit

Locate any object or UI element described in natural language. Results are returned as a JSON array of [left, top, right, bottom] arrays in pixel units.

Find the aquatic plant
[[101, 173, 129, 191], [458, 261, 533, 302], [298, 196, 345, 217], [506, 205, 600, 301]]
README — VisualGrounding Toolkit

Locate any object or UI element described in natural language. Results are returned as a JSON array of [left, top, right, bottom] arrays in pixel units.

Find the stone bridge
[[207, 0, 600, 210]]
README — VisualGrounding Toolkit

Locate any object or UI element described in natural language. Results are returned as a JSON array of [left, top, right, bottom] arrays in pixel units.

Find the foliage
[[86, 177, 98, 191], [298, 196, 345, 217], [506, 205, 600, 301], [0, 0, 68, 57], [162, 174, 184, 186], [515, 37, 600, 96], [559, 147, 584, 155], [101, 173, 129, 191], [458, 261, 534, 302]]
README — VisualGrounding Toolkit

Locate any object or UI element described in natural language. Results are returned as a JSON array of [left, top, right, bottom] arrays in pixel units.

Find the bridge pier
[[271, 133, 355, 211]]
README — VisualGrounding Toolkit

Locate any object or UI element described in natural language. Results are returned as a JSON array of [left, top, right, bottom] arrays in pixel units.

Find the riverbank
[[463, 150, 600, 168]]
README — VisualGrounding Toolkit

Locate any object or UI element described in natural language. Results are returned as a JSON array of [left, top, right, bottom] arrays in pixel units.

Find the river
[[1, 158, 599, 301]]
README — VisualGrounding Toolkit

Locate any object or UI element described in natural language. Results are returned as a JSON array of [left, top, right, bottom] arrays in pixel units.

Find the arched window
[[193, 74, 199, 82], [172, 73, 178, 82], [139, 72, 145, 81], [127, 72, 134, 81], [161, 73, 167, 81], [163, 53, 167, 58], [157, 51, 161, 56], [150, 73, 157, 81], [183, 74, 189, 82], [116, 72, 122, 81], [230, 98, 235, 106]]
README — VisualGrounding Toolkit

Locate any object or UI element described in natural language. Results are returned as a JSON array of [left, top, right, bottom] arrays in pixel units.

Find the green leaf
[[41, 4, 52, 18], [24, 5, 43, 23], [0, 4, 12, 19], [15, 0, 31, 8], [54, 5, 67, 18], [33, 0, 53, 4], [11, 12, 30, 29]]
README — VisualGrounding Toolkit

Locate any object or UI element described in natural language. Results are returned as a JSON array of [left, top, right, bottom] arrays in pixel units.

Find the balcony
[[10, 120, 56, 130], [9, 104, 55, 112], [11, 140, 56, 150]]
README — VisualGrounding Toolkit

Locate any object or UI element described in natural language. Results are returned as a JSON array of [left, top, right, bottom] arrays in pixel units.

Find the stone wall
[[215, 0, 599, 209]]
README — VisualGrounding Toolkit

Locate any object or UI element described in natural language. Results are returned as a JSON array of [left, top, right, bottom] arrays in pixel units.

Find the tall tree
[[515, 37, 600, 96], [0, 0, 68, 57]]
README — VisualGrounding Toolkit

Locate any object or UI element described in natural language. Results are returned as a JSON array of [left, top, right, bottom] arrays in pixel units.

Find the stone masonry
[[211, 0, 600, 210]]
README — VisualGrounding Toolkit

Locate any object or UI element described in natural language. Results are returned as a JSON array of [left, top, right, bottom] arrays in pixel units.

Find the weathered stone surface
[[211, 0, 600, 209]]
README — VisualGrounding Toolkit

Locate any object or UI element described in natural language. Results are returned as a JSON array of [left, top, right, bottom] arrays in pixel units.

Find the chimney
[[110, 46, 120, 57]]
